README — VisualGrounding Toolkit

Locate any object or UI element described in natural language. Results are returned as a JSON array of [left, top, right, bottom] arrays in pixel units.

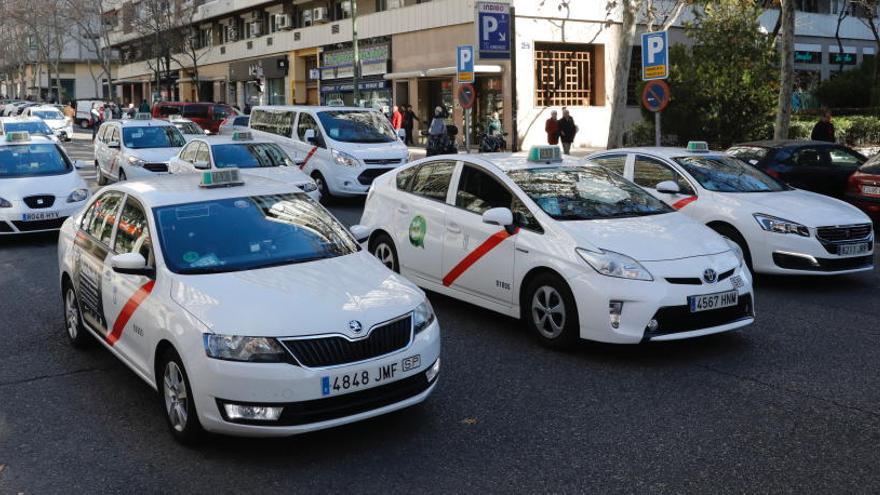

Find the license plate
[[862, 185, 880, 196], [21, 211, 59, 222], [838, 243, 870, 256], [321, 354, 420, 397], [688, 290, 738, 313]]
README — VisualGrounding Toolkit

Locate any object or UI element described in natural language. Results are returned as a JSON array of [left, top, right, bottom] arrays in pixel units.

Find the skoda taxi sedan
[[589, 142, 874, 275], [0, 132, 89, 234], [355, 146, 754, 346], [57, 170, 440, 443]]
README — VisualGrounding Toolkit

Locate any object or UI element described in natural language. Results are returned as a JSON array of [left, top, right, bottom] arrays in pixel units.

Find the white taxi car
[[94, 115, 185, 185], [57, 170, 440, 442], [167, 132, 320, 201], [588, 143, 874, 275], [356, 146, 754, 346], [21, 104, 74, 141], [0, 132, 89, 234]]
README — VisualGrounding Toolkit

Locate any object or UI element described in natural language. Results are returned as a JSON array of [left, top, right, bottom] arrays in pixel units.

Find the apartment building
[[104, 0, 880, 150]]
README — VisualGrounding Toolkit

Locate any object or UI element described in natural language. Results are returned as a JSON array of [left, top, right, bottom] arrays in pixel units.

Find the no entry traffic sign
[[458, 83, 475, 110], [642, 80, 671, 113]]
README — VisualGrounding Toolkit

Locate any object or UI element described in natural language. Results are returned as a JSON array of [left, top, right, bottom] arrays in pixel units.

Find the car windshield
[[0, 143, 70, 178], [317, 110, 397, 143], [507, 166, 674, 220], [122, 126, 185, 149], [32, 111, 64, 120], [674, 155, 788, 192], [4, 121, 52, 135], [154, 193, 359, 274], [211, 143, 291, 169], [175, 122, 203, 134]]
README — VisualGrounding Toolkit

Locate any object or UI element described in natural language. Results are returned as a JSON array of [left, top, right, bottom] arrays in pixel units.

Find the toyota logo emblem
[[703, 268, 718, 284], [348, 320, 363, 334]]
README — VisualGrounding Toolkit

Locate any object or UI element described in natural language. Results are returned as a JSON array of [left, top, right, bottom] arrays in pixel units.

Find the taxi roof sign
[[232, 131, 253, 141], [686, 141, 709, 153], [528, 145, 563, 163], [200, 168, 244, 188], [5, 131, 30, 142], [134, 112, 152, 120]]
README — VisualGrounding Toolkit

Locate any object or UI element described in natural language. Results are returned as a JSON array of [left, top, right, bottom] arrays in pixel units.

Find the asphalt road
[[2, 134, 880, 493]]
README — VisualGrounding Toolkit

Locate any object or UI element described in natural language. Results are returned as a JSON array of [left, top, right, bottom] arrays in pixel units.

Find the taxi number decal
[[442, 227, 519, 287], [106, 280, 155, 346], [672, 196, 697, 210], [300, 146, 319, 169]]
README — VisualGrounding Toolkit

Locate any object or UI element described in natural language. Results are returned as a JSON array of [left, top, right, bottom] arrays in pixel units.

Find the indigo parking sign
[[476, 2, 510, 60]]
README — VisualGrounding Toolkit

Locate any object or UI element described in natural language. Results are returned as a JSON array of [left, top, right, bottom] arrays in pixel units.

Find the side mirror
[[482, 207, 514, 228], [111, 252, 152, 276], [396, 128, 406, 140], [304, 128, 316, 143], [193, 160, 210, 170], [204, 130, 211, 135], [107, 140, 120, 149], [349, 224, 370, 244], [655, 180, 681, 194], [73, 160, 88, 170]]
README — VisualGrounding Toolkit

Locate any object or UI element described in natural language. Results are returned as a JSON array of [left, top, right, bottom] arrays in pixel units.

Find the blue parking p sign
[[476, 2, 511, 60], [641, 31, 669, 80], [457, 45, 475, 83]]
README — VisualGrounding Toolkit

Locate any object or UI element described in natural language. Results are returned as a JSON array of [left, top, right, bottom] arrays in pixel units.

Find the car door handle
[[397, 205, 409, 214], [446, 223, 461, 234]]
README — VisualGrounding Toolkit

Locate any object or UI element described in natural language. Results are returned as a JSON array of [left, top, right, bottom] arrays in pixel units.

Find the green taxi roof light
[[687, 141, 709, 152], [134, 113, 152, 120], [528, 145, 563, 163], [6, 131, 30, 142], [232, 131, 253, 141], [200, 168, 244, 188]]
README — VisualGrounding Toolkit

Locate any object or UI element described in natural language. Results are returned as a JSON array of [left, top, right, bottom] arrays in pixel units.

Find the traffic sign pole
[[655, 112, 661, 147]]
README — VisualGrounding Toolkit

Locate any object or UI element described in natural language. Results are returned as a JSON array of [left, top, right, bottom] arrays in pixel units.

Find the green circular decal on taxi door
[[409, 215, 427, 248]]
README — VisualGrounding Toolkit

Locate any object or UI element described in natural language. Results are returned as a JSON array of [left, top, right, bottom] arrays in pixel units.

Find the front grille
[[357, 167, 394, 185], [773, 253, 873, 272], [23, 195, 55, 209], [363, 158, 404, 165], [645, 294, 753, 338], [816, 224, 873, 243], [283, 315, 412, 367], [144, 163, 169, 172], [216, 368, 435, 426], [11, 217, 67, 232], [664, 268, 736, 286], [0, 221, 13, 233]]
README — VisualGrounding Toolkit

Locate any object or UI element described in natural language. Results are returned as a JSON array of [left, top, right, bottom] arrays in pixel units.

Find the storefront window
[[267, 78, 285, 105]]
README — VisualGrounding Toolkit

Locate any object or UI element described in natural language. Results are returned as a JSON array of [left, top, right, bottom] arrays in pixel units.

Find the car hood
[[169, 251, 424, 337], [240, 166, 311, 184], [128, 148, 182, 163], [44, 120, 69, 130], [0, 170, 88, 200], [556, 212, 729, 262], [731, 189, 870, 227]]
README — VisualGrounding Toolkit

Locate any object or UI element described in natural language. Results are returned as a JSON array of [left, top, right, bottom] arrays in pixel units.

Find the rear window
[[183, 104, 209, 119], [159, 105, 181, 116], [860, 154, 880, 175], [726, 146, 769, 165], [213, 105, 233, 119]]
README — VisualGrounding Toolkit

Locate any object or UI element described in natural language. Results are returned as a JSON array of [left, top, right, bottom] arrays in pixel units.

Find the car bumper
[[189, 320, 440, 437], [568, 254, 754, 344], [325, 166, 396, 196], [0, 201, 88, 234], [123, 163, 170, 179], [750, 230, 874, 275]]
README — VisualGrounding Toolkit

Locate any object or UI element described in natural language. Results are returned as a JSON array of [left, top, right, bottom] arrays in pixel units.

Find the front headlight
[[753, 213, 810, 237], [723, 237, 744, 266], [331, 149, 360, 167], [413, 300, 436, 333], [127, 156, 146, 167], [203, 334, 289, 362], [298, 181, 318, 193], [67, 188, 88, 203], [576, 248, 654, 281]]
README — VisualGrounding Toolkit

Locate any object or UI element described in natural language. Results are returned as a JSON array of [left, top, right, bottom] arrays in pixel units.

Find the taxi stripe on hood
[[106, 280, 155, 346], [300, 146, 319, 169], [442, 228, 519, 287], [672, 196, 697, 210]]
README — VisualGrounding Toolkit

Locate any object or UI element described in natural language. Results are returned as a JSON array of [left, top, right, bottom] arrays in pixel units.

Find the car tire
[[158, 348, 205, 445], [63, 281, 91, 349], [370, 233, 399, 273], [118, 168, 127, 182], [710, 224, 753, 272], [96, 162, 107, 186], [522, 272, 580, 349], [311, 172, 331, 202]]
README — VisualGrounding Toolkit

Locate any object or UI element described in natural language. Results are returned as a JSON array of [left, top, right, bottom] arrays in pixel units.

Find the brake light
[[847, 172, 862, 195]]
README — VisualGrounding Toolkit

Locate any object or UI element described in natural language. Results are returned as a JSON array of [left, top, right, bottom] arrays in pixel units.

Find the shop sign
[[322, 44, 390, 67], [829, 52, 857, 65], [794, 51, 821, 64], [321, 80, 389, 93]]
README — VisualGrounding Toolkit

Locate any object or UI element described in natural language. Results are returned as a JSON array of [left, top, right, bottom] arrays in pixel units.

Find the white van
[[248, 105, 408, 198]]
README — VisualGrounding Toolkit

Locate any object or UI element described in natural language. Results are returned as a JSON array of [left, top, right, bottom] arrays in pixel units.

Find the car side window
[[512, 198, 542, 233], [410, 161, 456, 202], [633, 155, 694, 194], [109, 126, 120, 144], [179, 142, 198, 163], [455, 165, 513, 215], [592, 154, 627, 176], [296, 113, 322, 145], [828, 147, 864, 169], [396, 166, 417, 191], [194, 143, 210, 164], [113, 197, 154, 267], [791, 147, 824, 167], [83, 192, 124, 245]]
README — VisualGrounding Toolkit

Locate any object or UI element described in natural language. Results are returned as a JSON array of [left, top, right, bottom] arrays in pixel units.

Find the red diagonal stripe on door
[[299, 146, 319, 169], [672, 196, 697, 210], [107, 280, 155, 346], [442, 227, 519, 287]]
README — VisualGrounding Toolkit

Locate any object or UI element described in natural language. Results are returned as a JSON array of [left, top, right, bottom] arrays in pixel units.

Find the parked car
[[21, 104, 74, 141], [845, 154, 880, 222], [151, 102, 236, 134], [218, 114, 250, 135], [726, 140, 867, 199]]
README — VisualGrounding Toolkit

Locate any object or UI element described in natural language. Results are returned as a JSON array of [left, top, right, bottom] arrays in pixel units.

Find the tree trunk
[[773, 0, 795, 140], [606, 0, 638, 149]]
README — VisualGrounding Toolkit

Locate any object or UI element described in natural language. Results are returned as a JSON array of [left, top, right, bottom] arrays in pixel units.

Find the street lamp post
[[351, 0, 360, 106]]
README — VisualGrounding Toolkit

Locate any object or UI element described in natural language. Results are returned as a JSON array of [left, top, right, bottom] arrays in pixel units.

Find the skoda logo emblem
[[349, 320, 363, 334], [703, 268, 718, 284]]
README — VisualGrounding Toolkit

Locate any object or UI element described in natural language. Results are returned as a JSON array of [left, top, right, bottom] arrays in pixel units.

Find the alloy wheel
[[163, 362, 189, 432], [531, 286, 566, 340]]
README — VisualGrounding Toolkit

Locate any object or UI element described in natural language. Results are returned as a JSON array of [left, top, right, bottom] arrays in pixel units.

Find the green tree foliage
[[814, 60, 876, 109], [650, 1, 778, 147]]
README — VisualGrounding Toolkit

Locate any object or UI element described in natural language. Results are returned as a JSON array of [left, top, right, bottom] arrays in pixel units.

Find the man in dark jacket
[[558, 107, 577, 154], [811, 110, 835, 143], [402, 104, 420, 145], [138, 99, 150, 113]]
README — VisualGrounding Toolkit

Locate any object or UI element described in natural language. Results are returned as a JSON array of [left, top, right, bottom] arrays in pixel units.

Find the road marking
[[442, 227, 518, 287]]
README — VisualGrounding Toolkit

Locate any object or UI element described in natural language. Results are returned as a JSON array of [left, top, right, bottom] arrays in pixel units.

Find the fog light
[[223, 403, 283, 421], [425, 358, 440, 383], [646, 319, 659, 332], [609, 301, 623, 329]]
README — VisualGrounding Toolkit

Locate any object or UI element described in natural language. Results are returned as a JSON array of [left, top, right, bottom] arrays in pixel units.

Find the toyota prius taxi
[[57, 169, 440, 443], [355, 146, 754, 346], [0, 132, 89, 234]]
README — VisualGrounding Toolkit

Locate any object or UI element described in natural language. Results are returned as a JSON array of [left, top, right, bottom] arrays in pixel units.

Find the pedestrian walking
[[811, 109, 835, 143], [391, 105, 403, 130], [402, 104, 420, 145], [138, 99, 150, 113], [90, 103, 102, 140], [558, 108, 578, 155], [63, 101, 75, 120], [545, 110, 560, 145]]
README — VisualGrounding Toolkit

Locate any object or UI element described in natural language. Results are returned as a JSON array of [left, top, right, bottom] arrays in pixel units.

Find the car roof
[[107, 119, 175, 128], [591, 147, 730, 160], [0, 134, 56, 146], [26, 105, 62, 112], [732, 139, 836, 149], [428, 151, 588, 172], [0, 116, 43, 123], [197, 135, 274, 145], [104, 173, 301, 208]]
